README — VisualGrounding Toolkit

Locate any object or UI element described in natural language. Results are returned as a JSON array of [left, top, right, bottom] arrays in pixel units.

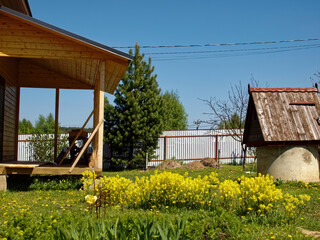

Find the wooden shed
[[243, 85, 320, 182], [0, 0, 132, 185]]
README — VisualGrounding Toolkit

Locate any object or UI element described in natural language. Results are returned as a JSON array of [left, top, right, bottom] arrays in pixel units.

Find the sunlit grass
[[0, 164, 319, 239]]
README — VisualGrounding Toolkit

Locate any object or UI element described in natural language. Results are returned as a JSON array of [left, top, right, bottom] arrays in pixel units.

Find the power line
[[150, 44, 320, 61], [113, 38, 320, 49], [145, 43, 320, 55]]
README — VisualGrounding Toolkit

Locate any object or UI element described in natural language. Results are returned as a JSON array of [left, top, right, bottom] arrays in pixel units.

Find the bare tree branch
[[199, 76, 262, 170]]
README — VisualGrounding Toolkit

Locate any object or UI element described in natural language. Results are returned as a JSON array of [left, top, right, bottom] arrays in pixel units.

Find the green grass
[[0, 165, 319, 239]]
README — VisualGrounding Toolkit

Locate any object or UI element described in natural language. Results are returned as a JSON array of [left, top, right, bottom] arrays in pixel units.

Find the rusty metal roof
[[243, 86, 320, 146]]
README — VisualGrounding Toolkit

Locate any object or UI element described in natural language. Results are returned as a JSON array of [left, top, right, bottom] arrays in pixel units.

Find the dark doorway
[[0, 76, 4, 162]]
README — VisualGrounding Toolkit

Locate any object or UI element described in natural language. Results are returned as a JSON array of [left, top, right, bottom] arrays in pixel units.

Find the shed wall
[[245, 103, 264, 145], [0, 57, 18, 162]]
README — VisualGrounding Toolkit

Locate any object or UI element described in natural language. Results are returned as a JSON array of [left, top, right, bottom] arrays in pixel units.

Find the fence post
[[215, 135, 219, 162], [146, 152, 148, 170], [164, 136, 167, 160]]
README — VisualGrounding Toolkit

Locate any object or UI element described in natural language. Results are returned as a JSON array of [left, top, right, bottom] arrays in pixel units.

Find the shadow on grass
[[6, 175, 82, 191], [7, 175, 33, 191]]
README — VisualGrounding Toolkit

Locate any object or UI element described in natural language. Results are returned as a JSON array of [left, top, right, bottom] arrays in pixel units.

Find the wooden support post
[[93, 61, 105, 171], [54, 88, 59, 160], [15, 86, 20, 161], [215, 135, 219, 162]]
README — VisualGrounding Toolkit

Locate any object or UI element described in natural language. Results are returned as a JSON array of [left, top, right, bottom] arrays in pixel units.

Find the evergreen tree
[[104, 97, 115, 130], [105, 45, 164, 168], [161, 90, 188, 130]]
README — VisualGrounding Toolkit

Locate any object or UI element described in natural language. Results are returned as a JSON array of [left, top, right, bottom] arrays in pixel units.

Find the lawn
[[0, 165, 319, 239]]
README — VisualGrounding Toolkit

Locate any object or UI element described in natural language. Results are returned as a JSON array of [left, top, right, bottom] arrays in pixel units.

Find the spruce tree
[[105, 45, 164, 168]]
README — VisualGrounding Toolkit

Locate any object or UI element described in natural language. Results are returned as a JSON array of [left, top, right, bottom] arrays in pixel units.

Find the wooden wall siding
[[251, 89, 320, 142], [0, 57, 18, 162], [0, 11, 130, 93], [18, 60, 93, 89]]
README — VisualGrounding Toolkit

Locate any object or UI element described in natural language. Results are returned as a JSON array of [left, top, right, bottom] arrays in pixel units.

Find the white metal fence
[[149, 129, 255, 167], [17, 129, 255, 166], [17, 133, 69, 161]]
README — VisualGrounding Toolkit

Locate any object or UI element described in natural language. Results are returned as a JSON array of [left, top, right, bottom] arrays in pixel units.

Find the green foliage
[[104, 44, 164, 168], [218, 113, 244, 129], [59, 126, 93, 133], [19, 114, 93, 134], [103, 97, 115, 142], [34, 113, 56, 133], [161, 90, 188, 130], [20, 113, 68, 162], [18, 118, 34, 134], [29, 176, 82, 191], [0, 166, 319, 239], [53, 216, 188, 240], [28, 133, 68, 162]]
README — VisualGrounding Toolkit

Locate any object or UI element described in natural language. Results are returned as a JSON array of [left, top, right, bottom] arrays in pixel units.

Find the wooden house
[[0, 0, 132, 186], [243, 85, 320, 182]]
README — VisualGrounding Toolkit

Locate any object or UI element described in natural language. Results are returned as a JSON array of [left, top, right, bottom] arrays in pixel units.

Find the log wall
[[0, 57, 18, 162]]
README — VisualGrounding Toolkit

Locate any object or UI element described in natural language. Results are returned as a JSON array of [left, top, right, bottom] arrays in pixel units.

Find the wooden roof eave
[[0, 5, 133, 63], [0, 6, 132, 93], [18, 59, 93, 89], [246, 140, 320, 148]]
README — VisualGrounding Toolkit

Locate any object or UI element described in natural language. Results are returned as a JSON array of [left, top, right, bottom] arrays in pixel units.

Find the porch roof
[[0, 5, 132, 93]]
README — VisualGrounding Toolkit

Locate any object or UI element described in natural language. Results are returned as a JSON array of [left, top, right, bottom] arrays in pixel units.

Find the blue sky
[[21, 0, 320, 129]]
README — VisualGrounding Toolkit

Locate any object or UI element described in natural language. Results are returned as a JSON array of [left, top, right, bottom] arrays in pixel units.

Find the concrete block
[[0, 175, 7, 191]]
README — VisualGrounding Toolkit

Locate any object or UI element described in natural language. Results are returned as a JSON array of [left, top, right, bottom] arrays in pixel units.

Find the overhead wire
[[112, 38, 320, 49], [147, 44, 320, 61], [145, 43, 320, 55]]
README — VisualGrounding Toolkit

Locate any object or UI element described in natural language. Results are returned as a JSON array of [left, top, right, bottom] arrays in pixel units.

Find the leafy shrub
[[82, 171, 310, 219], [28, 133, 68, 162]]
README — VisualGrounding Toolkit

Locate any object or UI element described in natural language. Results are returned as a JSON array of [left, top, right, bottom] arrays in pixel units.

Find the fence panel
[[165, 136, 216, 160], [17, 130, 255, 166], [148, 130, 255, 167]]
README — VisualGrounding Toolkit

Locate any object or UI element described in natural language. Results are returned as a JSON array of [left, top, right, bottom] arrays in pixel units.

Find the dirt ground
[[157, 158, 220, 170]]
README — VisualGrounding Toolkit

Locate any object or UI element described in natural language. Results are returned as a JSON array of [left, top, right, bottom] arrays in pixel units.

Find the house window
[[0, 76, 4, 162]]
